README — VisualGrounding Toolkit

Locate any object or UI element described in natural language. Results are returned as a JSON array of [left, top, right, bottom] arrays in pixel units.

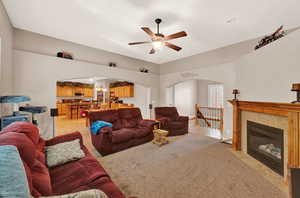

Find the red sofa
[[89, 108, 156, 156], [0, 122, 134, 198], [154, 107, 189, 136]]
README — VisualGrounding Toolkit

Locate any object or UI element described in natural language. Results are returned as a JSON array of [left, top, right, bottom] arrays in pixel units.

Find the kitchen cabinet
[[110, 85, 134, 98], [57, 85, 93, 98], [123, 85, 134, 97], [84, 87, 94, 98], [56, 102, 69, 116], [56, 103, 63, 115], [61, 103, 69, 115], [57, 86, 73, 97], [74, 87, 84, 96]]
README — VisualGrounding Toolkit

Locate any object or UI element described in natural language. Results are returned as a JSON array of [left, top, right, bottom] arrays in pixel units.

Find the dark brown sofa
[[154, 107, 189, 136], [89, 108, 156, 156]]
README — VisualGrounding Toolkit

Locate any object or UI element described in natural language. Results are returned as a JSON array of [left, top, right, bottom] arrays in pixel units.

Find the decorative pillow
[[45, 139, 85, 168], [90, 121, 113, 135], [0, 145, 31, 198], [39, 189, 108, 198]]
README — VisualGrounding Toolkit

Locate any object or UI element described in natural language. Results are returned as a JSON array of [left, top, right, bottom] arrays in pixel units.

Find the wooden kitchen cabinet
[[124, 85, 134, 97], [61, 103, 69, 115], [84, 87, 94, 98], [56, 86, 63, 97], [57, 86, 74, 97], [65, 86, 74, 97], [57, 85, 94, 98], [74, 87, 84, 96], [110, 85, 134, 98], [56, 103, 63, 115]]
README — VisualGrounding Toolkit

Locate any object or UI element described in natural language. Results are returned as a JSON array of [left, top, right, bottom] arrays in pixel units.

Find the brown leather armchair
[[154, 107, 189, 136]]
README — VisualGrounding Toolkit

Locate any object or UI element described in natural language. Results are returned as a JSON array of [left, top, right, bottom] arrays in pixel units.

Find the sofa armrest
[[99, 126, 112, 134], [46, 132, 83, 147], [157, 117, 171, 126], [139, 119, 156, 128], [177, 116, 189, 122]]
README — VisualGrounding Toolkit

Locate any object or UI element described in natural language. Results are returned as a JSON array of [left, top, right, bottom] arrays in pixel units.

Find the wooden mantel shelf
[[228, 100, 300, 117], [229, 100, 300, 169]]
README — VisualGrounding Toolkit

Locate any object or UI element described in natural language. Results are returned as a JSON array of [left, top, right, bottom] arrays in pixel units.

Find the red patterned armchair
[[89, 108, 156, 156], [154, 107, 189, 136]]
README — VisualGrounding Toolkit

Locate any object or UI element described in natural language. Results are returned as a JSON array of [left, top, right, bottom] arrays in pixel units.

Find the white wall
[[122, 84, 151, 119], [235, 29, 300, 103], [13, 29, 160, 74], [197, 79, 222, 107], [165, 87, 174, 106], [13, 50, 160, 138], [0, 1, 13, 94], [174, 80, 198, 117]]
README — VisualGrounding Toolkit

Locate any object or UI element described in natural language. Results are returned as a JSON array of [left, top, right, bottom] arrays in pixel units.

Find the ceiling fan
[[129, 18, 187, 54]]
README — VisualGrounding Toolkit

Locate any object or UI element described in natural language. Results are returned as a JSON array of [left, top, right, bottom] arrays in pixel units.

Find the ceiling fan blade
[[164, 31, 187, 40], [149, 48, 155, 54], [141, 27, 155, 37], [165, 42, 182, 51], [128, 41, 151, 45]]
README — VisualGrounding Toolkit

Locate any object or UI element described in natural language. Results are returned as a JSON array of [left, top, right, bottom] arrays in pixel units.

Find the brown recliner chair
[[154, 107, 189, 136]]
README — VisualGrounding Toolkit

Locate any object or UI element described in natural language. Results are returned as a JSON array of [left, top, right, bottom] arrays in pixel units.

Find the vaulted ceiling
[[3, 0, 300, 64]]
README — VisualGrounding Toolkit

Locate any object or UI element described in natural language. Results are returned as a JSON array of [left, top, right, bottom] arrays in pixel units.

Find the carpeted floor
[[98, 133, 288, 198], [56, 117, 288, 198]]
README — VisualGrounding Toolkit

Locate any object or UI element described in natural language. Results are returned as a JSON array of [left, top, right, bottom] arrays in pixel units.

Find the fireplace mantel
[[229, 100, 300, 169]]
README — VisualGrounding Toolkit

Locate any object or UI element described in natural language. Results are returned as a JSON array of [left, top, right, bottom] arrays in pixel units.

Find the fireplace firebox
[[247, 121, 284, 176]]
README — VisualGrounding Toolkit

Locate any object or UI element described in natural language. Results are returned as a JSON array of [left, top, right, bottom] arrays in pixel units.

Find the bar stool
[[70, 104, 79, 119]]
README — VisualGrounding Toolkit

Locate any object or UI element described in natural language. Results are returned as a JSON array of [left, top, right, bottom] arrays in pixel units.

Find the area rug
[[98, 133, 288, 198]]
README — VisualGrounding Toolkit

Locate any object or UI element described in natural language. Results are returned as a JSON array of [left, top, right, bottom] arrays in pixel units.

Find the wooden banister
[[195, 104, 224, 134]]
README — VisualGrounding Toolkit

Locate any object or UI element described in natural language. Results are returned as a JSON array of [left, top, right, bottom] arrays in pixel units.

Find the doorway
[[167, 79, 225, 139]]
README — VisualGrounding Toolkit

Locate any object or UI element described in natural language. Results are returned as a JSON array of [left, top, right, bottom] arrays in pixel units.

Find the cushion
[[0, 132, 37, 168], [39, 189, 108, 198], [169, 121, 185, 129], [31, 160, 52, 196], [50, 156, 108, 195], [0, 145, 31, 198], [131, 128, 151, 138], [111, 129, 135, 144], [1, 121, 40, 145], [45, 139, 85, 168], [90, 121, 112, 135], [118, 108, 142, 128]]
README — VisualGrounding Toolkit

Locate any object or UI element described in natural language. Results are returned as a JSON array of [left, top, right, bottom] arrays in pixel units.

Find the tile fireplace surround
[[229, 100, 300, 184]]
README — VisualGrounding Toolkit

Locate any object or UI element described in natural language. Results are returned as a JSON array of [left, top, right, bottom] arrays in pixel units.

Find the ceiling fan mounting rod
[[155, 18, 162, 34]]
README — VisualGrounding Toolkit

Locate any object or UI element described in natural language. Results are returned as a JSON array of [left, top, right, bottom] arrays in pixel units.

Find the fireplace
[[247, 121, 284, 176]]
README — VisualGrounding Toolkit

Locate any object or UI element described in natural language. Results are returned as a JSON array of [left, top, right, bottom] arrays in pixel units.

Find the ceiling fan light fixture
[[152, 41, 163, 50], [129, 18, 187, 54]]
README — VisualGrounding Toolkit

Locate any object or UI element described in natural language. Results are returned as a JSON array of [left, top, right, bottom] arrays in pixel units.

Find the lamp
[[232, 89, 240, 100], [152, 41, 163, 50], [291, 83, 300, 104]]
